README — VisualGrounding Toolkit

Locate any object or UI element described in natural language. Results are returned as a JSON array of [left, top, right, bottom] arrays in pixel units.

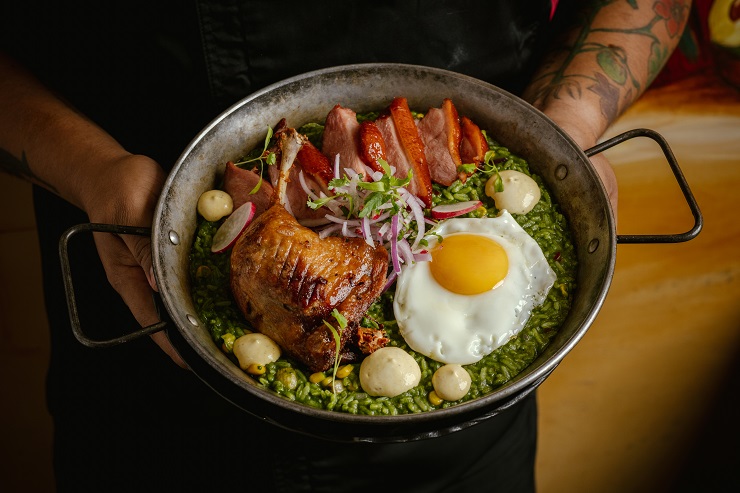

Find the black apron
[[3, 1, 556, 491]]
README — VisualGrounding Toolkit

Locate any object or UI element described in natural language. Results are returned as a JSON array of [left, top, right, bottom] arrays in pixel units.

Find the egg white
[[393, 210, 556, 365]]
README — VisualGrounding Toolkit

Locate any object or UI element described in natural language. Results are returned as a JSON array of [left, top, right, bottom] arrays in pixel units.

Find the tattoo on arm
[[530, 0, 690, 121], [0, 148, 58, 193]]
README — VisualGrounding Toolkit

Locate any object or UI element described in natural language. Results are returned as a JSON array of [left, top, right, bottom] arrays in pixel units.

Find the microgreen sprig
[[480, 150, 504, 193], [308, 160, 411, 220], [323, 308, 348, 393], [233, 126, 277, 194]]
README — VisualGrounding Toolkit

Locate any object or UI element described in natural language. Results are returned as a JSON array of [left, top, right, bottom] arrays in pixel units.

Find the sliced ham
[[322, 104, 368, 179], [267, 161, 331, 226], [222, 161, 274, 218], [417, 98, 463, 187], [374, 115, 412, 180], [375, 97, 433, 207], [223, 120, 334, 225]]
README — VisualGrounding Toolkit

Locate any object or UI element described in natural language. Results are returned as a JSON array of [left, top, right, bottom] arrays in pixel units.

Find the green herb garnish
[[233, 126, 277, 194], [323, 309, 348, 393]]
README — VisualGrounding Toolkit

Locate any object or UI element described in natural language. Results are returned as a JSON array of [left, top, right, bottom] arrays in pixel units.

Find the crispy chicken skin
[[229, 204, 389, 372]]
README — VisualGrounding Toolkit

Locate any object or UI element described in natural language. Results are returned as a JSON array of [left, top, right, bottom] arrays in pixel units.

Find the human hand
[[584, 152, 618, 223], [82, 153, 188, 368], [542, 114, 619, 223]]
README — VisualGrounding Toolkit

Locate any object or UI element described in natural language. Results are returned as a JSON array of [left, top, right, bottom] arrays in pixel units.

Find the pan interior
[[152, 63, 615, 438]]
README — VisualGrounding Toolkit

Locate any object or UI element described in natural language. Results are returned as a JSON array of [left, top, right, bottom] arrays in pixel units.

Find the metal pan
[[60, 63, 702, 442]]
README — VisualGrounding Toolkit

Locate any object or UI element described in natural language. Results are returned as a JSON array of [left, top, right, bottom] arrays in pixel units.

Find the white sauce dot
[[197, 190, 234, 222], [432, 364, 472, 401], [486, 170, 541, 214], [359, 347, 421, 397], [232, 333, 281, 370]]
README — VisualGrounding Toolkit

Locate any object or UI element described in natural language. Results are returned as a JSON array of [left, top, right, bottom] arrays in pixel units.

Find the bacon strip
[[222, 161, 275, 217]]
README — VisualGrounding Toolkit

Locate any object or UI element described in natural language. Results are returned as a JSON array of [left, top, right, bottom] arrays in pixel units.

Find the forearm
[[0, 51, 131, 212], [523, 0, 692, 147]]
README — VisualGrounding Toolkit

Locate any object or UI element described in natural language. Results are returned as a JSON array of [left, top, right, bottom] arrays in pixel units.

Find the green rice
[[188, 125, 577, 415]]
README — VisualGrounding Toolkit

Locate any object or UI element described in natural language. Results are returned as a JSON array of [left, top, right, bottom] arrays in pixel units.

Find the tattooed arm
[[523, 0, 692, 213], [0, 51, 186, 367]]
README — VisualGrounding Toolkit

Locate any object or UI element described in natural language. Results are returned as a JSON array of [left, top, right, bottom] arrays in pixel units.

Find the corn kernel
[[429, 391, 444, 406], [221, 333, 236, 353], [246, 363, 266, 375], [309, 372, 326, 384], [335, 364, 354, 379]]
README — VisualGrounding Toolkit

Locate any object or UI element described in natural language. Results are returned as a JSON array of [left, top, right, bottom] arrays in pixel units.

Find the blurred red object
[[653, 0, 740, 89], [652, 0, 716, 87]]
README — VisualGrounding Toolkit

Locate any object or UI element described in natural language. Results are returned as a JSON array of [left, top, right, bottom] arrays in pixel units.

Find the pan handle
[[585, 128, 703, 244], [58, 222, 166, 348]]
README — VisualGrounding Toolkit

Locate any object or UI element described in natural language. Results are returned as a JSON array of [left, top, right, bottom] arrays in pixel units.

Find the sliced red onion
[[382, 270, 398, 293], [333, 154, 340, 179], [390, 214, 401, 274], [283, 195, 294, 217], [399, 189, 426, 251], [298, 170, 319, 201], [397, 238, 415, 267], [369, 212, 390, 224], [413, 251, 432, 263], [362, 216, 374, 247], [318, 223, 343, 239], [344, 167, 359, 180], [323, 214, 343, 224]]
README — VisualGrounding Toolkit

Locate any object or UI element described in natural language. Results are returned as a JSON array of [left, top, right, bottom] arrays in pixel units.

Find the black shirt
[[2, 1, 558, 491]]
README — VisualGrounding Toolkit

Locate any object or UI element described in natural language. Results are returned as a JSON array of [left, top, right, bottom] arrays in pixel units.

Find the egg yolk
[[429, 234, 508, 295]]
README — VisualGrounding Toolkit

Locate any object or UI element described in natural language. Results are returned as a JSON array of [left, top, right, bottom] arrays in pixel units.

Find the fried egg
[[393, 210, 556, 365]]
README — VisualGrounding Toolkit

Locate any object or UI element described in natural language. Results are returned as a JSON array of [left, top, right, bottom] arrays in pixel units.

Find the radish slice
[[211, 202, 256, 253], [430, 200, 482, 219]]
